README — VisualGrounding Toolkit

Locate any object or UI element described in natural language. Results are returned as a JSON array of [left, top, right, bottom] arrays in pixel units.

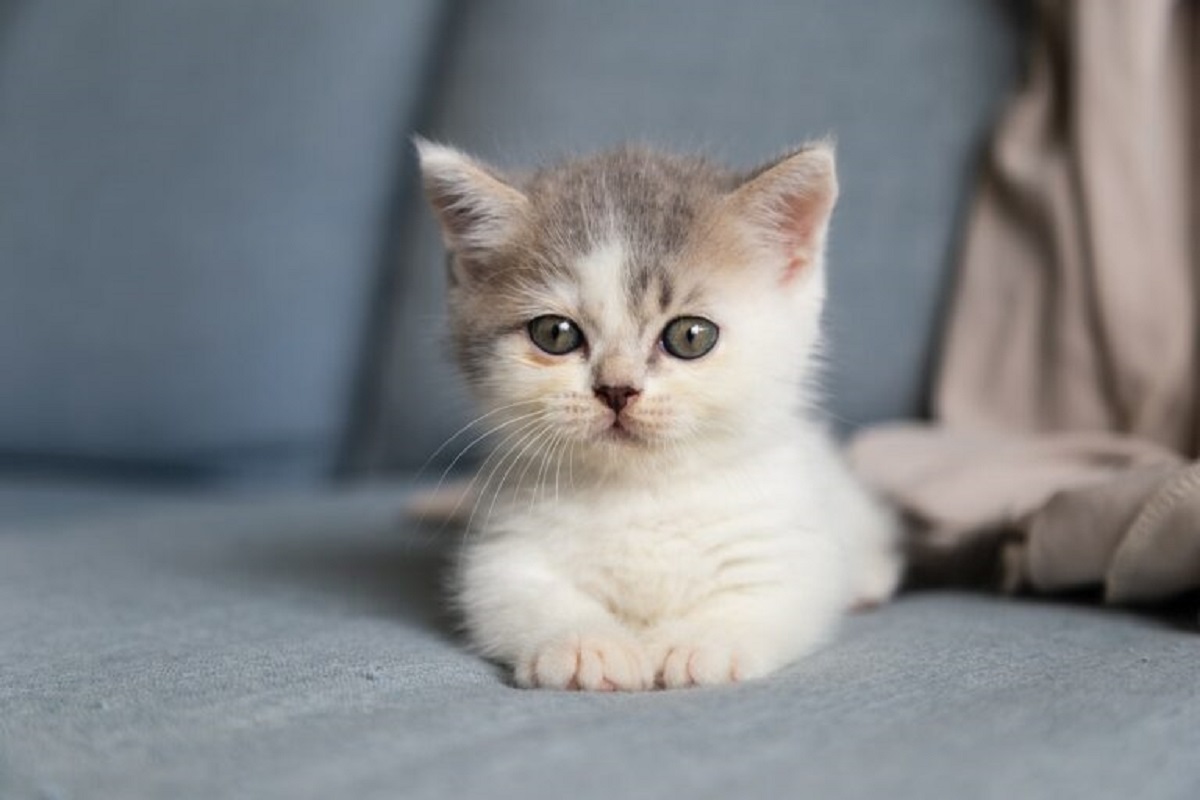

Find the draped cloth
[[849, 0, 1200, 605]]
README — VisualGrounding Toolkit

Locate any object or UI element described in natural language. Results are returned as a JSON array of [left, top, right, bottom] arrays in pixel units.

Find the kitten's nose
[[593, 384, 640, 413]]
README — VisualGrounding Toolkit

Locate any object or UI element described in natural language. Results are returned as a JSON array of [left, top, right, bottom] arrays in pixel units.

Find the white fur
[[454, 234, 901, 691], [459, 420, 900, 690], [421, 142, 904, 690]]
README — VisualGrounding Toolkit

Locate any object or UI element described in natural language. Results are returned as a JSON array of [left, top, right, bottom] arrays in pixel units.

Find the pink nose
[[593, 385, 640, 413]]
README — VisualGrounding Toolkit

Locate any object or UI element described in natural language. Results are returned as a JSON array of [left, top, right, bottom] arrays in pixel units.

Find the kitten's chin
[[600, 421, 642, 445], [567, 421, 656, 462], [594, 415, 679, 451]]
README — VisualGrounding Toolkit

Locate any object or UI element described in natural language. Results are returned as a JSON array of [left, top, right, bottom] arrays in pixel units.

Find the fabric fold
[[851, 0, 1200, 607]]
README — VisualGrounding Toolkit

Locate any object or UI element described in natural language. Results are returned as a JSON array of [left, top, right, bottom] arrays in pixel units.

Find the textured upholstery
[[0, 0, 445, 481], [2, 484, 1196, 800], [362, 0, 1023, 471]]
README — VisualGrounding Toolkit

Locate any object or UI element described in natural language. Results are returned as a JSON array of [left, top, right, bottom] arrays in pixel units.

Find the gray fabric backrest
[[357, 0, 1024, 472], [0, 0, 446, 483]]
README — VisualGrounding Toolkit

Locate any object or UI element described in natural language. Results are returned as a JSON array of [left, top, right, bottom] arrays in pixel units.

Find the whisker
[[529, 428, 562, 510], [552, 433, 570, 505], [414, 399, 544, 480], [480, 419, 552, 523], [483, 420, 555, 528], [514, 426, 556, 513], [440, 412, 549, 536], [465, 426, 530, 531], [535, 431, 562, 506], [450, 415, 552, 568], [428, 408, 547, 500], [568, 436, 577, 492]]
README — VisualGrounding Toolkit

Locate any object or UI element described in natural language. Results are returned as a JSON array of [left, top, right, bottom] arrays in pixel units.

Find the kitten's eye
[[527, 315, 585, 355], [661, 316, 719, 360]]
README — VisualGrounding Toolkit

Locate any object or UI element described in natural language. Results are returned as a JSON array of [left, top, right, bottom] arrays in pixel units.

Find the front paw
[[654, 641, 771, 689], [515, 631, 655, 692]]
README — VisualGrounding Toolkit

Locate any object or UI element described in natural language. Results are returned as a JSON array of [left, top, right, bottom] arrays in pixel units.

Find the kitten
[[416, 139, 902, 690]]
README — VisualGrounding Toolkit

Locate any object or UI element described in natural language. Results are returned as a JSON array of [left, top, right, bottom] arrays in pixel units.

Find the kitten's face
[[418, 143, 837, 470]]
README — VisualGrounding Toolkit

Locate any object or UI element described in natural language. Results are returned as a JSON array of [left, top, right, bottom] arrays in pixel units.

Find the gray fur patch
[[441, 146, 742, 378], [519, 147, 734, 299]]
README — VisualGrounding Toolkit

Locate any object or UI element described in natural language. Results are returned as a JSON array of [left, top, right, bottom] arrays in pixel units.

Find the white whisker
[[414, 398, 544, 480], [442, 412, 549, 539], [567, 436, 577, 492], [429, 407, 547, 501], [552, 433, 569, 505], [534, 431, 562, 506], [461, 415, 550, 525], [514, 426, 556, 513], [483, 421, 555, 528]]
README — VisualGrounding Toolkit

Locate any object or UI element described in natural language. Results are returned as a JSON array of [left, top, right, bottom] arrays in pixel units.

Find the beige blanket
[[850, 0, 1200, 605]]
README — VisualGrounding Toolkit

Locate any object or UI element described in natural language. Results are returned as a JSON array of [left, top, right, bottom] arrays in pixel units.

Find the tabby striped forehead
[[518, 147, 728, 329], [528, 231, 710, 342]]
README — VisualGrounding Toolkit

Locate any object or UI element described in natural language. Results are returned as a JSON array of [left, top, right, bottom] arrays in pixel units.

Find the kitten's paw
[[655, 642, 769, 689], [515, 631, 654, 692]]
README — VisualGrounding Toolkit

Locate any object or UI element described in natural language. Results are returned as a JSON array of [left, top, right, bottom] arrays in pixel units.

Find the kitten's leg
[[818, 433, 905, 607], [651, 593, 839, 688], [851, 529, 904, 611], [828, 465, 905, 609], [649, 544, 847, 688], [458, 540, 654, 691]]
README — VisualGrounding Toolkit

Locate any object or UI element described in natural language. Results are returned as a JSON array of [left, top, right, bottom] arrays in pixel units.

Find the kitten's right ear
[[414, 138, 528, 263], [727, 141, 838, 286]]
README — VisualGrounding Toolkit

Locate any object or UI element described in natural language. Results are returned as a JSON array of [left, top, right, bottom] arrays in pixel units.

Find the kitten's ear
[[414, 137, 528, 262], [727, 141, 838, 285]]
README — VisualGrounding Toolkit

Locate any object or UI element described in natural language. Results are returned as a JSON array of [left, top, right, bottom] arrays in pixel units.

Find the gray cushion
[[0, 477, 185, 525], [2, 485, 1196, 799], [0, 0, 445, 482], [359, 0, 1023, 471]]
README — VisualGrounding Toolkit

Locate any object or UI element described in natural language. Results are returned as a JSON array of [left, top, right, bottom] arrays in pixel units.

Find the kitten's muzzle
[[593, 384, 640, 414]]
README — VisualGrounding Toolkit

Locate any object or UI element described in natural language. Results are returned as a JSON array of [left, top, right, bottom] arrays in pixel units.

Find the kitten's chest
[[539, 488, 788, 627], [572, 526, 713, 626]]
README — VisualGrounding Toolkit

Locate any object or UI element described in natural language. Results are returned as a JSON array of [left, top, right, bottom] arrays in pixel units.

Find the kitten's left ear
[[727, 142, 839, 285], [414, 137, 529, 264]]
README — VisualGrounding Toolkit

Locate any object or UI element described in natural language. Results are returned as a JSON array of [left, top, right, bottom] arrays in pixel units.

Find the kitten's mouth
[[601, 418, 639, 443]]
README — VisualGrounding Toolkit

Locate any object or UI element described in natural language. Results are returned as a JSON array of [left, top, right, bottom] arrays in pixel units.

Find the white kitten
[[416, 139, 902, 690]]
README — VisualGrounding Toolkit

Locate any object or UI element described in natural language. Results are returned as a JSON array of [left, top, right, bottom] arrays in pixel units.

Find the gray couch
[[3, 3, 1197, 798]]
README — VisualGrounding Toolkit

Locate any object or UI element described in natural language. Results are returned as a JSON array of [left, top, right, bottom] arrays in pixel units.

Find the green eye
[[528, 315, 585, 355], [661, 316, 719, 360]]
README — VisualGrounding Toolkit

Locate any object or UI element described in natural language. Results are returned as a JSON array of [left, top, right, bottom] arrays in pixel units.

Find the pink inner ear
[[777, 192, 825, 285]]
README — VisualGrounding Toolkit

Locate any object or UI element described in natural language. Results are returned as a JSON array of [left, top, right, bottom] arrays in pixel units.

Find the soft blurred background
[[0, 0, 1022, 506], [16, 3, 1200, 799]]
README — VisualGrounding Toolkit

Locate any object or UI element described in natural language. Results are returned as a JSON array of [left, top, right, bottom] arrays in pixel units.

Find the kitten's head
[[417, 140, 837, 473]]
